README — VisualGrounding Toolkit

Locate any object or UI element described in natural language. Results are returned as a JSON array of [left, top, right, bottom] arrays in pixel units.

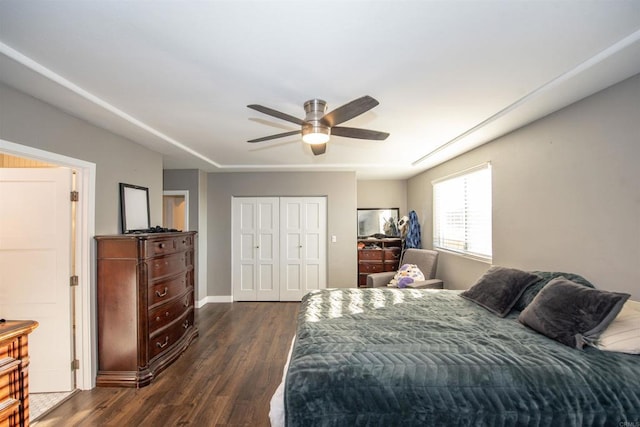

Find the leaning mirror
[[357, 208, 400, 238], [120, 183, 150, 233]]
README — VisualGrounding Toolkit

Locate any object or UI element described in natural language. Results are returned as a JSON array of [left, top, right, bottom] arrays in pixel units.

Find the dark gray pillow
[[518, 277, 630, 349], [513, 271, 595, 311], [460, 266, 541, 317]]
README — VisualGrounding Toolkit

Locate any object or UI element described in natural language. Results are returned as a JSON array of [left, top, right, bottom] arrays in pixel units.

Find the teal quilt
[[285, 288, 640, 426]]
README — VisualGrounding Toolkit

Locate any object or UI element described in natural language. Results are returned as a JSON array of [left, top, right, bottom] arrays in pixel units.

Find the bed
[[271, 278, 640, 426]]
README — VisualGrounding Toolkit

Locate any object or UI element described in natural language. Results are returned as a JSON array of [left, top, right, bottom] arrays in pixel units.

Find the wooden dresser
[[95, 232, 198, 388], [357, 238, 402, 287], [0, 320, 38, 427]]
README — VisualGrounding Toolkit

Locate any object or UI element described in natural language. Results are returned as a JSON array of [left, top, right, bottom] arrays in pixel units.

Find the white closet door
[[232, 197, 279, 301], [279, 197, 327, 301]]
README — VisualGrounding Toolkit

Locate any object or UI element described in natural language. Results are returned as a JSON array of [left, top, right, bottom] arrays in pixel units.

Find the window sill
[[433, 247, 492, 264]]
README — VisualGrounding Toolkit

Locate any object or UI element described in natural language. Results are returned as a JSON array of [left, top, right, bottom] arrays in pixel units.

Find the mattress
[[283, 288, 640, 426]]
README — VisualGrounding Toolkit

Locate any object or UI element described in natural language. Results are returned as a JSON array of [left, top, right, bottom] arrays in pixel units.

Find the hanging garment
[[405, 210, 422, 249]]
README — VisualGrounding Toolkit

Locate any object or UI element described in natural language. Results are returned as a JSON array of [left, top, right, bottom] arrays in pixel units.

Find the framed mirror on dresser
[[119, 182, 151, 234], [357, 208, 400, 238]]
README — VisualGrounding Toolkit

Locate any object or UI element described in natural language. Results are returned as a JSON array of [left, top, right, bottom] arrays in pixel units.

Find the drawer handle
[[159, 243, 165, 249], [183, 320, 189, 329], [184, 297, 190, 307], [154, 311, 169, 322], [156, 287, 168, 297], [156, 337, 169, 348]]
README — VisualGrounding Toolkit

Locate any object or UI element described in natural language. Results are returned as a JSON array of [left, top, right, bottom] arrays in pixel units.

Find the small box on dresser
[[95, 231, 198, 388]]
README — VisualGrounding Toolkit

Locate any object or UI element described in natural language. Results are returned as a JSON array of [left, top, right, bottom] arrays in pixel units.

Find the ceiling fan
[[247, 95, 390, 155]]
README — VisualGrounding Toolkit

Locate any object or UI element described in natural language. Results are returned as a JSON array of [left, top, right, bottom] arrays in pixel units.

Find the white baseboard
[[196, 295, 233, 307]]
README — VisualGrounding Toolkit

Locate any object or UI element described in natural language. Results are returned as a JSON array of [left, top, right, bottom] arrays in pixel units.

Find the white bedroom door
[[279, 197, 327, 301], [232, 197, 280, 301], [0, 167, 74, 392]]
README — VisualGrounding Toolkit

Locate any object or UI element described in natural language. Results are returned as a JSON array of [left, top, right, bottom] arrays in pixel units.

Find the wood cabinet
[[357, 238, 402, 287], [0, 320, 38, 427], [95, 232, 198, 388]]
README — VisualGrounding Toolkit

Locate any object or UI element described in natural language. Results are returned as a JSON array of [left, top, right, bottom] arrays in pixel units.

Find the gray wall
[[163, 168, 208, 301], [408, 73, 640, 299], [207, 171, 357, 297], [357, 179, 407, 214], [0, 83, 163, 234]]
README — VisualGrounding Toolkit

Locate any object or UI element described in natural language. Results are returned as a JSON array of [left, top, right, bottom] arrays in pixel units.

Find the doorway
[[163, 190, 189, 231], [0, 139, 95, 394]]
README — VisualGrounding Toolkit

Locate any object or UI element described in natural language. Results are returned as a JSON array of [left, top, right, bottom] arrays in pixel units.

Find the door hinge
[[71, 359, 80, 370], [70, 190, 79, 202], [70, 275, 79, 287]]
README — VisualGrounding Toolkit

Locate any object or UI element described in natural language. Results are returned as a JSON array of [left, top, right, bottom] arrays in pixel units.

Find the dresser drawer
[[148, 238, 176, 256], [0, 357, 21, 406], [383, 248, 401, 261], [359, 262, 383, 274], [148, 290, 193, 335], [148, 274, 189, 308], [384, 262, 399, 272], [148, 310, 195, 361], [175, 234, 194, 252], [145, 235, 193, 257], [148, 253, 188, 280], [358, 249, 383, 261]]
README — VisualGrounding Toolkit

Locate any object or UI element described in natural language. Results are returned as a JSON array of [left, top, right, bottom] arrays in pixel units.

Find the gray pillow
[[513, 271, 594, 311], [460, 266, 541, 317], [518, 277, 630, 349]]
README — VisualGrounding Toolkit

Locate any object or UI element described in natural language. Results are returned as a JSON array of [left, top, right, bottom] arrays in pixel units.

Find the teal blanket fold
[[285, 288, 640, 426]]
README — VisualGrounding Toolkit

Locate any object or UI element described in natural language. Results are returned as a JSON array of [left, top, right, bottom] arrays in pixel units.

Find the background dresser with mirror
[[357, 208, 402, 287]]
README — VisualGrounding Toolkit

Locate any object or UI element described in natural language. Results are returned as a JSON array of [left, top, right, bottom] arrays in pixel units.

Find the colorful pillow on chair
[[388, 264, 425, 288]]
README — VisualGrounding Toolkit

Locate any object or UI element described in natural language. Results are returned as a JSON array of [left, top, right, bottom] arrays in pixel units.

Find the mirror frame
[[120, 183, 151, 234], [357, 207, 400, 238]]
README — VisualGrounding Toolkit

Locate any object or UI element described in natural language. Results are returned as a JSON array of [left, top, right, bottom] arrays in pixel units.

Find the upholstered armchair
[[366, 248, 444, 289]]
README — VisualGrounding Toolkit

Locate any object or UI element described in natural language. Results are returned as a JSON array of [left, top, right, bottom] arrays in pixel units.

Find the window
[[433, 163, 492, 261]]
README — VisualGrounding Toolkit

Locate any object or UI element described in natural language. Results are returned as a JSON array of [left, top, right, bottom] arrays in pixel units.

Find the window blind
[[433, 164, 492, 260]]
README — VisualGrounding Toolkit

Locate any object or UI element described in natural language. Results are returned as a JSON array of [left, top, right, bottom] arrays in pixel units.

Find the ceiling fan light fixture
[[247, 96, 388, 155], [302, 125, 330, 144]]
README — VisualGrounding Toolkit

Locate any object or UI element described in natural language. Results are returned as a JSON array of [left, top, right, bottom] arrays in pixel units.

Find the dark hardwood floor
[[33, 302, 299, 427]]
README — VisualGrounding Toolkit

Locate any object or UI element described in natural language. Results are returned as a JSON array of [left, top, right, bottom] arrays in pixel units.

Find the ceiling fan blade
[[247, 104, 306, 126], [310, 143, 327, 155], [321, 95, 379, 127], [331, 127, 389, 140], [247, 130, 301, 143]]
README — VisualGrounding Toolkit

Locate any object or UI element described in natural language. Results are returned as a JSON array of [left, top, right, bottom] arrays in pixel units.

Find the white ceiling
[[1, 1, 639, 179]]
